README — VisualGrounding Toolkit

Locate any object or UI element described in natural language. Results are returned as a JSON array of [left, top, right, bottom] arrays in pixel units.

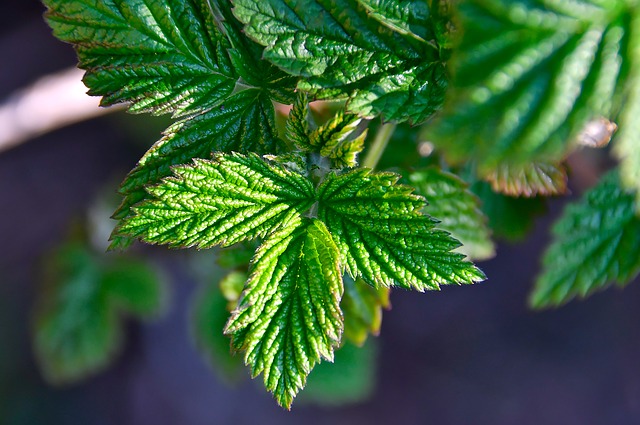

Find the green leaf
[[409, 168, 495, 261], [483, 161, 568, 198], [285, 92, 314, 150], [209, 0, 297, 103], [118, 153, 316, 249], [356, 0, 431, 42], [111, 89, 281, 247], [192, 272, 245, 381], [102, 258, 166, 317], [318, 169, 485, 290], [44, 0, 236, 116], [431, 0, 640, 172], [33, 243, 163, 384], [613, 11, 640, 207], [531, 171, 640, 308], [471, 181, 547, 241], [233, 0, 447, 123], [225, 219, 343, 409], [300, 340, 377, 406], [311, 111, 368, 168], [342, 276, 389, 346]]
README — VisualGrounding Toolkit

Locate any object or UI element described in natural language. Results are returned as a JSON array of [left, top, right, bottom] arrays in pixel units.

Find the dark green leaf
[[472, 181, 547, 241], [410, 168, 495, 261], [531, 171, 640, 308], [233, 0, 446, 123], [118, 153, 316, 249], [44, 0, 236, 116], [225, 219, 343, 409], [431, 0, 640, 172], [318, 169, 485, 290]]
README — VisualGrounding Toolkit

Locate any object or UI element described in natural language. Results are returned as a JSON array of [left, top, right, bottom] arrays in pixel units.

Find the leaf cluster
[[42, 0, 640, 409]]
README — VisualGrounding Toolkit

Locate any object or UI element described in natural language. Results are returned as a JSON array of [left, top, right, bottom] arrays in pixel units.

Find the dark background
[[2, 2, 640, 424]]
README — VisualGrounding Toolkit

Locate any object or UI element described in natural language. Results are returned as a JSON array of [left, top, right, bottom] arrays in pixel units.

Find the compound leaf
[[409, 168, 495, 261], [233, 0, 447, 123], [431, 0, 640, 172], [531, 171, 640, 308], [225, 219, 343, 409], [318, 169, 485, 291], [118, 153, 315, 249]]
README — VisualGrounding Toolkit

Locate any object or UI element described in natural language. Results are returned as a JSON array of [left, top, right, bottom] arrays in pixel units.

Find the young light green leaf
[[318, 169, 485, 291], [44, 0, 237, 116], [531, 171, 640, 308], [233, 0, 446, 124], [285, 92, 314, 150], [118, 153, 315, 249], [483, 162, 568, 198], [409, 168, 495, 261], [342, 276, 389, 346], [110, 89, 281, 249], [33, 243, 164, 384], [311, 111, 367, 168], [430, 0, 640, 172], [225, 219, 343, 409]]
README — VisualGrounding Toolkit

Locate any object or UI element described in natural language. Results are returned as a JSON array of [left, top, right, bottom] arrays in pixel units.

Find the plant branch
[[362, 122, 396, 170]]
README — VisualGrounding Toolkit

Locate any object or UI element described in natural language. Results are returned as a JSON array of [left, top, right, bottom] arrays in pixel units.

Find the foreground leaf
[[233, 0, 447, 123], [225, 219, 343, 409], [111, 89, 281, 243], [118, 153, 315, 249], [44, 0, 237, 116], [318, 169, 485, 290], [531, 171, 640, 308], [33, 243, 163, 384], [409, 168, 495, 261], [431, 0, 640, 171]]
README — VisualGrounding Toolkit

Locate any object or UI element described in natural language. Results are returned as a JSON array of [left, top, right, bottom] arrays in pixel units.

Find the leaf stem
[[362, 123, 396, 170]]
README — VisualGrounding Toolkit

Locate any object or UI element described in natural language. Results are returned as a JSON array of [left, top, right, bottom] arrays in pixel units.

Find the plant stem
[[362, 123, 397, 170]]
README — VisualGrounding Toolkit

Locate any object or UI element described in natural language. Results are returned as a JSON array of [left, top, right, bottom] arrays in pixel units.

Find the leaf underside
[[483, 161, 568, 198], [531, 171, 640, 308]]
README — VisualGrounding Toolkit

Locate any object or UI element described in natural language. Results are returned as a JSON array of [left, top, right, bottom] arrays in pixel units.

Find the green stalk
[[362, 123, 397, 170]]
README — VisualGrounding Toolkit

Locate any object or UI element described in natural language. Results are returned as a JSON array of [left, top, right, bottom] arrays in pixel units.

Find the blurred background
[[2, 2, 640, 424]]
